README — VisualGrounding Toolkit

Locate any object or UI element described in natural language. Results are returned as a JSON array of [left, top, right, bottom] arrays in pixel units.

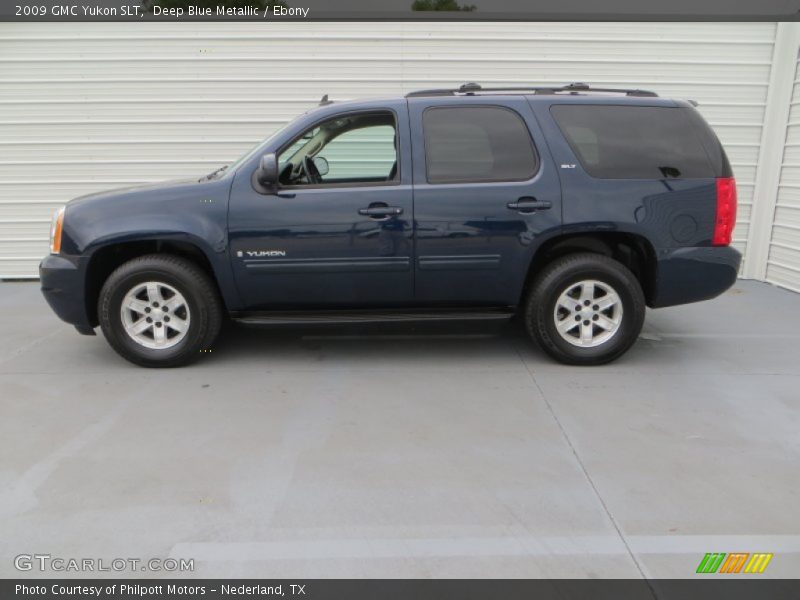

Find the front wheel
[[524, 253, 645, 365], [98, 254, 222, 367]]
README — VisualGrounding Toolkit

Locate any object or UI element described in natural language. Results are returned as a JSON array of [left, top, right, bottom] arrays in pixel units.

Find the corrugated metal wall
[[767, 53, 800, 293], [0, 22, 778, 278]]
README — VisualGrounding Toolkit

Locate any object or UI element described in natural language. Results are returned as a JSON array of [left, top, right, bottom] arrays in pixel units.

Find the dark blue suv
[[40, 83, 741, 367]]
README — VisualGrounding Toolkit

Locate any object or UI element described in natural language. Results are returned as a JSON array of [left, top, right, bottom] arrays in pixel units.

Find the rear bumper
[[39, 254, 95, 335], [650, 245, 742, 308]]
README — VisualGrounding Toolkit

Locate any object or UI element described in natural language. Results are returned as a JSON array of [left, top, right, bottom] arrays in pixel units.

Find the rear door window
[[550, 105, 716, 179], [422, 106, 538, 184]]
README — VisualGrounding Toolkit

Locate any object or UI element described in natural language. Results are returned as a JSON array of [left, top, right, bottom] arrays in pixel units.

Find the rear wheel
[[524, 253, 645, 365], [98, 254, 222, 367]]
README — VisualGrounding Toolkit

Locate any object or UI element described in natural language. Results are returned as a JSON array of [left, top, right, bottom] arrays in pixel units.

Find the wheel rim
[[553, 279, 623, 348], [120, 281, 191, 350]]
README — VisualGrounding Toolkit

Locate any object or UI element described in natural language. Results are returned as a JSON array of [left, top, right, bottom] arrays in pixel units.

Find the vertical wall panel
[[0, 22, 778, 278], [766, 54, 800, 292]]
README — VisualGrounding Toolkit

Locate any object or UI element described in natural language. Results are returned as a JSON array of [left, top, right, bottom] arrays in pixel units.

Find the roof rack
[[405, 82, 658, 98]]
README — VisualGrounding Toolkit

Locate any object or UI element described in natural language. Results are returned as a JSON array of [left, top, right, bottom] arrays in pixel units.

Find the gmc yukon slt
[[40, 82, 741, 367]]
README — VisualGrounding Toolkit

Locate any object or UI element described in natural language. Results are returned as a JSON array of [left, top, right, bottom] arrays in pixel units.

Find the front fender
[[84, 230, 241, 313], [59, 176, 242, 311]]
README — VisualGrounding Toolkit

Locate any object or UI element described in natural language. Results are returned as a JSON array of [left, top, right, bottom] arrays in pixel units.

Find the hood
[[67, 178, 201, 209], [60, 175, 233, 256]]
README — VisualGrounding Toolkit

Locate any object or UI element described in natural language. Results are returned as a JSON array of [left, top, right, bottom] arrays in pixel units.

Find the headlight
[[49, 206, 65, 254]]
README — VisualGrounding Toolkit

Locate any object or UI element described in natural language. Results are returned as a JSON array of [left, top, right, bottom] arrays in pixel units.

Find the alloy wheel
[[553, 279, 623, 348], [120, 281, 191, 350]]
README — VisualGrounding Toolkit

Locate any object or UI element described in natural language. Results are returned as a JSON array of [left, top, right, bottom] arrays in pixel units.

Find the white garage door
[[0, 22, 776, 278], [766, 54, 800, 293]]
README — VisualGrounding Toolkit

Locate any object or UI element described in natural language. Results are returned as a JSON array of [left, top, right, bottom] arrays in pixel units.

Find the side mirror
[[313, 156, 329, 177], [252, 153, 279, 194]]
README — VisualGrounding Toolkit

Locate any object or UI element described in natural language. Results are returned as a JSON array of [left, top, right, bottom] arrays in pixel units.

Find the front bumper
[[650, 245, 742, 308], [39, 254, 95, 335]]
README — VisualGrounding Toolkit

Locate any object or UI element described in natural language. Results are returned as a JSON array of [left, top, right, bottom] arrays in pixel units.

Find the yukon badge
[[238, 250, 287, 258]]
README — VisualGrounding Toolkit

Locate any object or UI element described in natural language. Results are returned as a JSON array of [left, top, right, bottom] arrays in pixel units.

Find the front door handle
[[358, 205, 404, 219], [507, 198, 552, 213]]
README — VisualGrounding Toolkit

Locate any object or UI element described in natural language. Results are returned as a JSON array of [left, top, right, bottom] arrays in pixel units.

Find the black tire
[[98, 254, 222, 367], [524, 253, 645, 365]]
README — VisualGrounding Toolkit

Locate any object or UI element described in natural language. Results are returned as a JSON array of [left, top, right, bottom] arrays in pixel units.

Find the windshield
[[206, 121, 296, 180]]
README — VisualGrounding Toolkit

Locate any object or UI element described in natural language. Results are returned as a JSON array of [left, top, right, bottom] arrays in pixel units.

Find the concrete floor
[[0, 279, 798, 579]]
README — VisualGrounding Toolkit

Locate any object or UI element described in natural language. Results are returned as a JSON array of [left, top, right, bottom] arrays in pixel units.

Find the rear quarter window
[[550, 105, 719, 179]]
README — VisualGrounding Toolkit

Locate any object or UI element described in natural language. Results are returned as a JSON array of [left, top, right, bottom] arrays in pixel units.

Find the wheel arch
[[83, 236, 232, 327], [522, 231, 657, 306]]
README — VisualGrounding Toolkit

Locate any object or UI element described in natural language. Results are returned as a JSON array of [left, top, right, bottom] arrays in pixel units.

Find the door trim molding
[[418, 254, 501, 270], [244, 256, 410, 273]]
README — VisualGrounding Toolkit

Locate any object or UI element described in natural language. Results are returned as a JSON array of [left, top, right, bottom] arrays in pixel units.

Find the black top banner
[[2, 0, 800, 21]]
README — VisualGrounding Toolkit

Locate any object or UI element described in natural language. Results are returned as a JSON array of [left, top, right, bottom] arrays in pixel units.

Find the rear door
[[409, 96, 562, 306]]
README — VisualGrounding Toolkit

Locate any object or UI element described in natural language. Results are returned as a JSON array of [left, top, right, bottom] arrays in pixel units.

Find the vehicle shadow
[[206, 318, 534, 367], [200, 315, 684, 371]]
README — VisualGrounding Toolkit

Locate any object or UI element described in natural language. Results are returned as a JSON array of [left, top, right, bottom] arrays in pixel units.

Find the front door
[[228, 104, 414, 309], [409, 97, 562, 306]]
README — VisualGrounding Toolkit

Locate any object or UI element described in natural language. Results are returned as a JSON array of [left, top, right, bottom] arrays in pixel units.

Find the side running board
[[232, 308, 515, 326]]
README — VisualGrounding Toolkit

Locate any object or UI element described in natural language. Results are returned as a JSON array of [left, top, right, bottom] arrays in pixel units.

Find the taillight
[[713, 177, 737, 246]]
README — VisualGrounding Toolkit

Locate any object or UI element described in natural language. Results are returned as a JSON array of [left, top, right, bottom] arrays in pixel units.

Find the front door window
[[278, 112, 399, 187]]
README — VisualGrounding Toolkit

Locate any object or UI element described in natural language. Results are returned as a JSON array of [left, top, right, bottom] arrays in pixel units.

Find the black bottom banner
[[4, 579, 800, 600]]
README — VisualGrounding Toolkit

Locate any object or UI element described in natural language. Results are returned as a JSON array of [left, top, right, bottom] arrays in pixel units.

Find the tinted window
[[682, 107, 733, 178], [550, 105, 716, 179], [423, 106, 538, 183]]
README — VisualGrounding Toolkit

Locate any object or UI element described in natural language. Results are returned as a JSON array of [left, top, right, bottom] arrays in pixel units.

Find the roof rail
[[405, 82, 658, 98]]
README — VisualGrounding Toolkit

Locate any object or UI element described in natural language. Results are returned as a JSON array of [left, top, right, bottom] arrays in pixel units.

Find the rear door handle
[[507, 198, 552, 212], [358, 205, 404, 218]]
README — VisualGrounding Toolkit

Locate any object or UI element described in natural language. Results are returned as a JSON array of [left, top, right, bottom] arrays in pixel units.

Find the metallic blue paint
[[409, 95, 562, 306], [227, 99, 415, 309], [650, 246, 741, 308], [40, 254, 92, 332], [528, 96, 740, 306], [42, 176, 239, 330], [40, 93, 741, 334]]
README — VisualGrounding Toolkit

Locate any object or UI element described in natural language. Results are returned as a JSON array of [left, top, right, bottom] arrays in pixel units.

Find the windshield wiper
[[201, 165, 228, 181]]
